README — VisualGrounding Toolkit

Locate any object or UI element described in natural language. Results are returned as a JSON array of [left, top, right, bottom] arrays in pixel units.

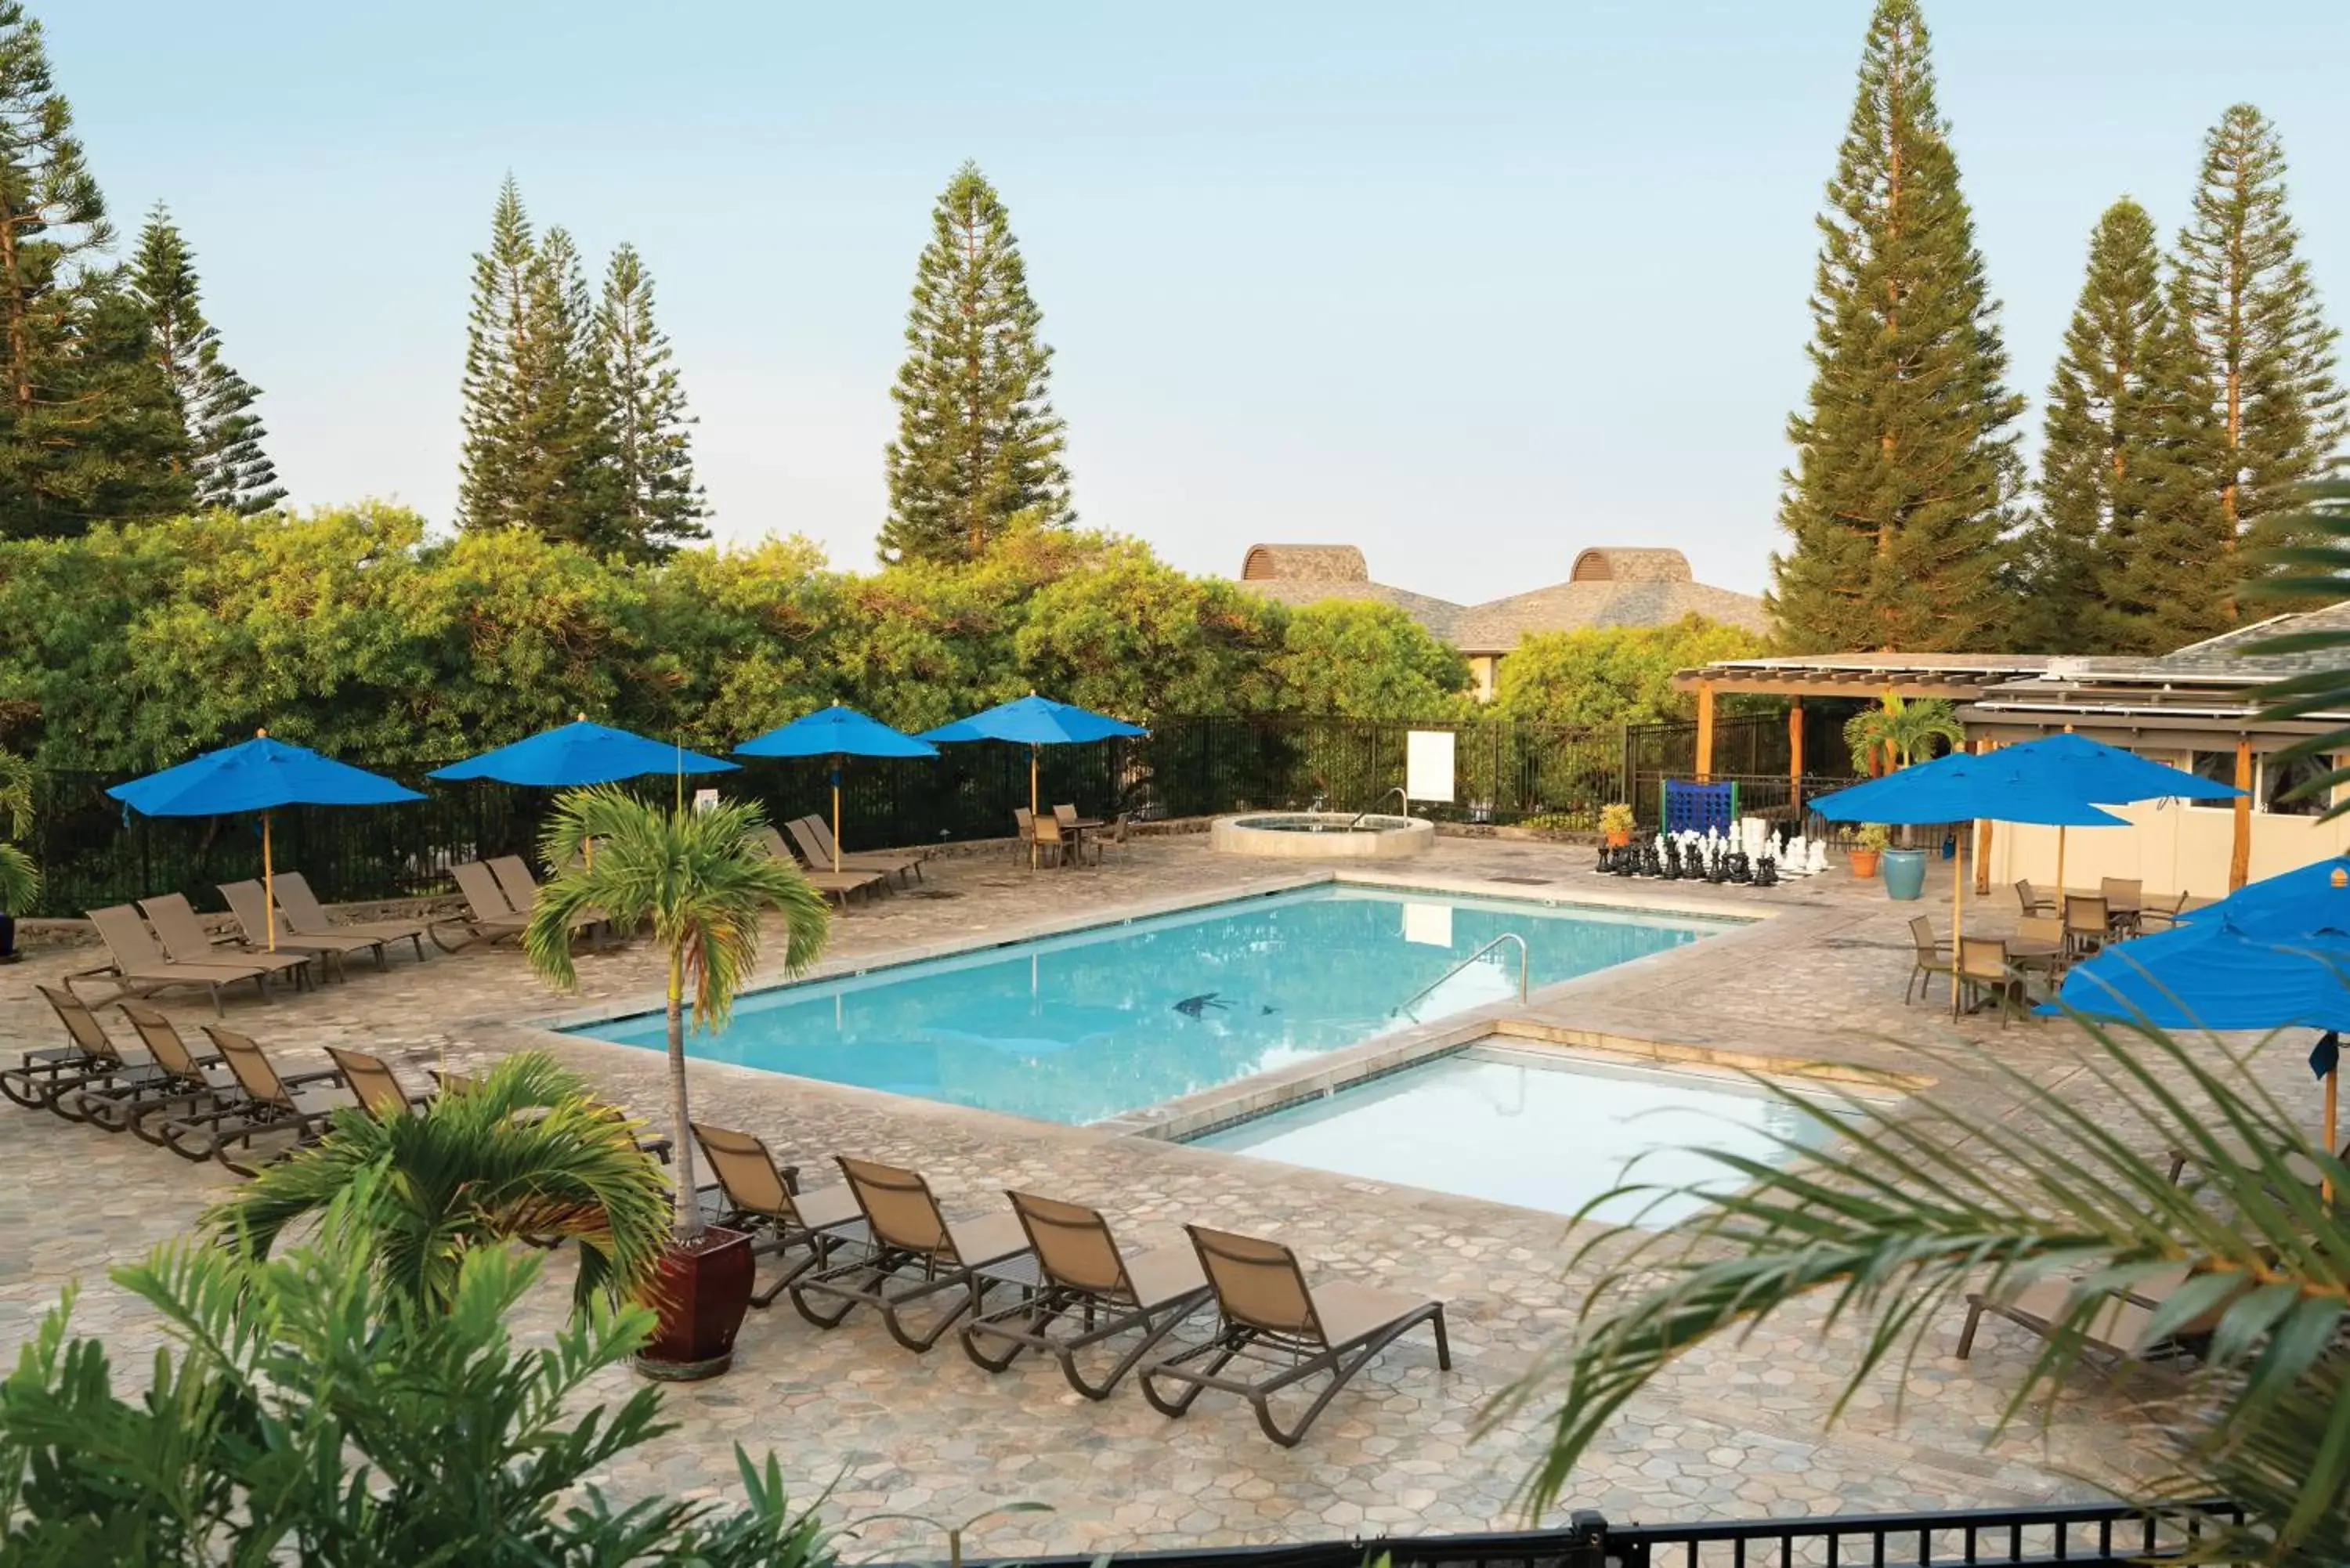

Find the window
[[2264, 752, 2332, 818], [2187, 750, 2240, 809]]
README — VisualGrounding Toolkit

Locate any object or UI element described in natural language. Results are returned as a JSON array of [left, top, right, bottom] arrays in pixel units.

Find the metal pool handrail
[[1392, 932, 1528, 1019], [1347, 787, 1409, 831]]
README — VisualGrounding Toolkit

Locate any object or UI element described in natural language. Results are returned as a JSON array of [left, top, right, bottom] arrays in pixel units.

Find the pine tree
[[128, 205, 284, 515], [588, 243, 707, 562], [457, 176, 537, 533], [880, 161, 1072, 564], [2020, 200, 2232, 654], [1765, 0, 2025, 653], [2174, 104, 2346, 570], [0, 1, 186, 537]]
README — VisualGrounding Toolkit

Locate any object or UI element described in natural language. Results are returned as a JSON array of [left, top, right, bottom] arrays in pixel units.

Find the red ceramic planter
[[634, 1225, 755, 1382]]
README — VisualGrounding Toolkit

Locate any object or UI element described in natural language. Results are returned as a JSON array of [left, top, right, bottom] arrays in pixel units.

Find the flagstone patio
[[0, 833, 2302, 1558]]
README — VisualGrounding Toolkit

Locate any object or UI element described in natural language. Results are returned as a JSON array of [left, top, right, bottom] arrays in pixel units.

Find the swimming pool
[[1193, 1045, 1857, 1227], [568, 884, 1734, 1125]]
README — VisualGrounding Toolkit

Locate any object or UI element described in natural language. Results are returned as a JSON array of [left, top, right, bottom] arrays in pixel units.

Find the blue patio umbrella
[[918, 695, 1147, 866], [1978, 733, 2242, 893], [736, 704, 938, 874], [428, 717, 738, 788], [1813, 751, 2128, 1018], [107, 732, 425, 951], [2180, 854, 2350, 938]]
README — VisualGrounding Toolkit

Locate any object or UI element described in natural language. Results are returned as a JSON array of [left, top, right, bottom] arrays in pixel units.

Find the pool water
[[1194, 1046, 1856, 1227], [570, 885, 1733, 1125]]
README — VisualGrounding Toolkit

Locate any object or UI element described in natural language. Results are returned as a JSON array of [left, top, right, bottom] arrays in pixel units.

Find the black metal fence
[[951, 1499, 2252, 1568]]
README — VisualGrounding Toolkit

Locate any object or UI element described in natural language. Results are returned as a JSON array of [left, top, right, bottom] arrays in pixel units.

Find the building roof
[[1230, 542, 1765, 653]]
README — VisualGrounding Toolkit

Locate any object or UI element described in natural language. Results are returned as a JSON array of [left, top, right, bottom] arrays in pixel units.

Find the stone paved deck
[[0, 835, 2303, 1557]]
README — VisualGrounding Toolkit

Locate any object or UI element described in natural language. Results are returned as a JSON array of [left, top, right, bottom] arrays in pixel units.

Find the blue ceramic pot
[[1880, 848, 1928, 901]]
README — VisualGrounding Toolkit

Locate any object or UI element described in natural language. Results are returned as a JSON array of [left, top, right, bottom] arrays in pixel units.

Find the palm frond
[[0, 842, 40, 916], [1492, 1012, 2349, 1566], [0, 746, 32, 841], [2248, 481, 2350, 818]]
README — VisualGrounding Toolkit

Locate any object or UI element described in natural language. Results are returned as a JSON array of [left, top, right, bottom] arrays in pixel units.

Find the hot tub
[[1207, 812, 1435, 859]]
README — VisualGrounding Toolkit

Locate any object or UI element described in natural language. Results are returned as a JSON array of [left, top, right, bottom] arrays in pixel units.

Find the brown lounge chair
[[75, 905, 278, 1017], [1955, 1266, 2214, 1366], [182, 1026, 356, 1175], [432, 862, 532, 950], [794, 815, 924, 885], [2, 985, 172, 1120], [325, 1046, 434, 1122], [788, 1156, 1038, 1352], [1139, 1225, 1452, 1447], [692, 1123, 869, 1305], [139, 893, 315, 993], [493, 854, 616, 945], [221, 880, 394, 977], [94, 1003, 243, 1143], [753, 826, 883, 908], [962, 1191, 1213, 1399], [274, 871, 432, 962]]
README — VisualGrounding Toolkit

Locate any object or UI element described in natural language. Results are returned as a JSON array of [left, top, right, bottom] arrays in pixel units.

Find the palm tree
[[1842, 694, 1966, 775], [207, 1051, 673, 1316], [524, 787, 830, 1237], [0, 746, 38, 919], [2247, 479, 2350, 816]]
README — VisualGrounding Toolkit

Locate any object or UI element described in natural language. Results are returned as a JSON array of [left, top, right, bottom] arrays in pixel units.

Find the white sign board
[[692, 788, 720, 814], [1405, 730, 1456, 805]]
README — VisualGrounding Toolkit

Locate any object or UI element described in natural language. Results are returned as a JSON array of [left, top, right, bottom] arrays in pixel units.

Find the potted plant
[[1842, 694, 1965, 778], [0, 746, 38, 963], [1599, 802, 1636, 848], [1849, 823, 1889, 879], [526, 786, 831, 1381]]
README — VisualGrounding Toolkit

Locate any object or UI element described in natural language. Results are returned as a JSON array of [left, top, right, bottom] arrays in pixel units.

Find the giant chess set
[[1593, 818, 1829, 888]]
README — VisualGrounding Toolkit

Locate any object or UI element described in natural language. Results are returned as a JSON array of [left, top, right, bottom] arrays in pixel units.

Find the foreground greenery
[[0, 1180, 836, 1566]]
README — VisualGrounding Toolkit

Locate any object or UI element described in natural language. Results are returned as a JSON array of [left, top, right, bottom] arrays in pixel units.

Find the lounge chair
[[797, 815, 924, 884], [756, 826, 885, 907], [2163, 1129, 2339, 1193], [325, 1046, 433, 1122], [182, 1026, 356, 1175], [1904, 916, 1952, 1005], [432, 862, 531, 949], [1955, 1266, 2212, 1366], [783, 818, 895, 894], [274, 871, 431, 961], [109, 1004, 249, 1151], [221, 880, 392, 977], [962, 1191, 1213, 1399], [1139, 1225, 1451, 1447], [139, 893, 315, 993], [692, 1123, 869, 1305], [74, 905, 278, 1017], [490, 854, 620, 944], [2, 985, 168, 1121], [789, 1156, 1038, 1352]]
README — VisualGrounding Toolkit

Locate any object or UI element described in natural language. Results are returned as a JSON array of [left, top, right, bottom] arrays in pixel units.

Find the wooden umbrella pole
[[262, 811, 276, 952], [2055, 826, 2067, 905], [1950, 823, 1966, 1021], [2326, 1067, 2338, 1205], [1029, 746, 1039, 872], [832, 756, 842, 876]]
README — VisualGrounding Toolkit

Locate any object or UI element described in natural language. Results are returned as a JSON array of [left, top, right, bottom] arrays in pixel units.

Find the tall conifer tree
[[1766, 0, 2024, 652], [589, 244, 707, 562], [0, 1, 186, 537], [2174, 104, 2345, 569], [128, 205, 284, 515], [2022, 199, 2229, 654], [457, 176, 537, 533], [881, 161, 1072, 564]]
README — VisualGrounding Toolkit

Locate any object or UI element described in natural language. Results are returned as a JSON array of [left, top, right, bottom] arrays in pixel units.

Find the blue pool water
[[569, 885, 1734, 1125]]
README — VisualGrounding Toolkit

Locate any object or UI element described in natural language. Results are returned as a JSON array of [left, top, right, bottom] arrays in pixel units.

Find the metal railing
[[1394, 932, 1528, 1019]]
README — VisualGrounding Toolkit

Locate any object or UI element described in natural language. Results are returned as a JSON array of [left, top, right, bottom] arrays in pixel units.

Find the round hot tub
[[1208, 811, 1435, 860]]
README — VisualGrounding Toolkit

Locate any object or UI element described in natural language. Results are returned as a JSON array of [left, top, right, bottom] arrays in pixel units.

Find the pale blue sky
[[49, 1, 2350, 602]]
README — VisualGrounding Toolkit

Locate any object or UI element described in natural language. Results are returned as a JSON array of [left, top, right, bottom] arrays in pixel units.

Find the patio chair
[[1091, 813, 1133, 864], [1958, 937, 2023, 1024], [219, 880, 381, 981], [797, 815, 924, 885], [691, 1123, 869, 1305], [2013, 880, 2055, 919], [1139, 1225, 1451, 1448], [75, 905, 278, 1017], [96, 1003, 242, 1143], [139, 893, 315, 993], [1955, 1265, 2216, 1367], [2138, 889, 2192, 933], [1904, 916, 1953, 1006], [189, 1025, 356, 1175], [1012, 807, 1036, 862], [2162, 1129, 2337, 1193], [325, 1046, 433, 1122], [432, 862, 530, 950], [2, 984, 168, 1121], [788, 1156, 1039, 1352], [2062, 894, 2111, 961], [962, 1191, 1213, 1400], [274, 871, 431, 961], [222, 880, 392, 976], [785, 818, 899, 894], [2100, 877, 2145, 938], [2014, 915, 2068, 984], [1032, 812, 1087, 869]]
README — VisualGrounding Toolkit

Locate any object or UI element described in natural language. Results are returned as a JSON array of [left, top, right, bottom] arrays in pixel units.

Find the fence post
[[1563, 1509, 1614, 1568]]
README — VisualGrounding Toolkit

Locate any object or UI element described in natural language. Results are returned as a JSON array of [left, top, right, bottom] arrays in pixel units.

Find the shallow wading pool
[[566, 885, 1737, 1125]]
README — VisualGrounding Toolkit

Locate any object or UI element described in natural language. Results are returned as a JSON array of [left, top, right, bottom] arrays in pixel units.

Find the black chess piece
[[1595, 844, 1613, 874], [1755, 856, 1780, 887], [1730, 851, 1752, 884]]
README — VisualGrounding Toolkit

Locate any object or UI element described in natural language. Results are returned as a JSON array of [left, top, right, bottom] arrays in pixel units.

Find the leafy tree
[[1271, 600, 1469, 720], [0, 1181, 840, 1565], [206, 1051, 671, 1318], [880, 161, 1073, 565], [1011, 540, 1286, 723], [2022, 198, 2231, 653], [2175, 106, 2345, 570], [1492, 616, 1766, 728], [1840, 692, 1963, 773], [590, 243, 707, 562], [526, 789, 831, 1237], [640, 537, 844, 741], [127, 205, 284, 516], [1766, 0, 2025, 653], [1492, 1017, 2350, 1567]]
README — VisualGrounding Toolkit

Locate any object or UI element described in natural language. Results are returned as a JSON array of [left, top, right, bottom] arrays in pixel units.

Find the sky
[[48, 1, 2350, 604]]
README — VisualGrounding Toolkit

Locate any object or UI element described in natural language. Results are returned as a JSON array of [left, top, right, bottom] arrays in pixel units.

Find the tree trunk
[[666, 948, 702, 1238]]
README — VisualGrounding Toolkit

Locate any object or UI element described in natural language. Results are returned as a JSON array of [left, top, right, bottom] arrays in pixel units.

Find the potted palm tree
[[0, 746, 38, 963], [525, 786, 830, 1381], [1842, 696, 1964, 895]]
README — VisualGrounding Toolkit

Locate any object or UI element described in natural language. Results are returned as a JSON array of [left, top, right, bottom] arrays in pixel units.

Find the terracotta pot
[[634, 1225, 755, 1382], [1849, 849, 1882, 878], [1606, 829, 1632, 848]]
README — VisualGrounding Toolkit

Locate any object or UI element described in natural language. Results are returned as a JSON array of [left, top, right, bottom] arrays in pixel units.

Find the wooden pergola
[[1668, 653, 2057, 782]]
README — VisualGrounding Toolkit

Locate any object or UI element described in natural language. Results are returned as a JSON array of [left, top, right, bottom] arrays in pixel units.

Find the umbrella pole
[[1030, 746, 1039, 872], [1950, 823, 1966, 1022], [262, 811, 277, 953], [2326, 1066, 2338, 1205], [2055, 826, 2067, 904], [832, 756, 842, 876]]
